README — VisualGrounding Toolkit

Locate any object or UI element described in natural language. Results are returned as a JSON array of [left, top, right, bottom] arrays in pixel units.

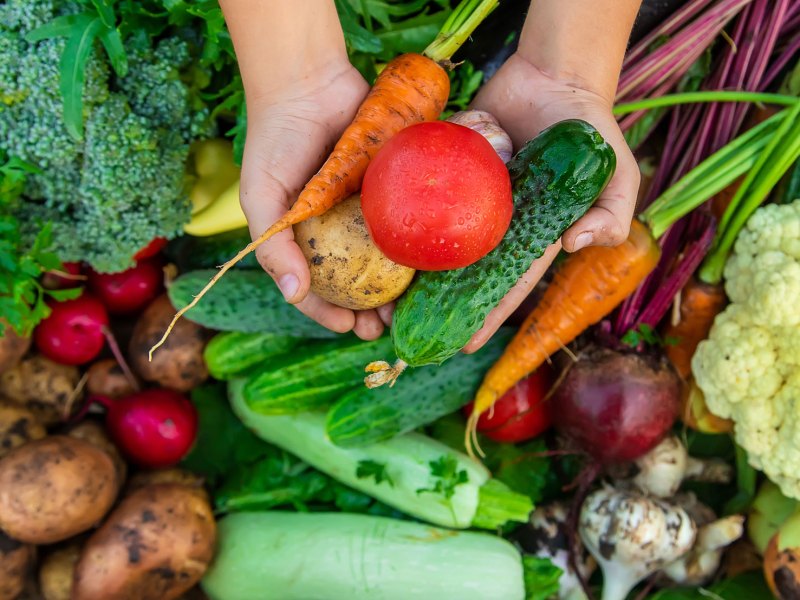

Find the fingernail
[[278, 274, 299, 301], [572, 232, 593, 252]]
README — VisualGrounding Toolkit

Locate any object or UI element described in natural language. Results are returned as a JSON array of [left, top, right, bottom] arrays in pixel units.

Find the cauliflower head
[[693, 200, 800, 499]]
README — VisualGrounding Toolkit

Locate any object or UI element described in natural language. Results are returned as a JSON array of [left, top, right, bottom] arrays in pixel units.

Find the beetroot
[[34, 293, 109, 365], [551, 345, 681, 464], [94, 388, 198, 469]]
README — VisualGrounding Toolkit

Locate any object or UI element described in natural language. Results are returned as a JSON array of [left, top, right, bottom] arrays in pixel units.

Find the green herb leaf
[[60, 15, 104, 140], [417, 455, 469, 499], [46, 287, 84, 302], [356, 460, 394, 487], [335, 0, 383, 54], [24, 14, 89, 42], [522, 556, 562, 600]]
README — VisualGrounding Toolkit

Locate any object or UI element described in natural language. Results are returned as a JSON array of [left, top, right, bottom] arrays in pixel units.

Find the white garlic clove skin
[[579, 486, 697, 600], [446, 110, 514, 163]]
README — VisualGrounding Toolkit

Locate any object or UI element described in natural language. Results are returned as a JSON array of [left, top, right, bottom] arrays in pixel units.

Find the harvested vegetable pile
[[2, 0, 800, 599]]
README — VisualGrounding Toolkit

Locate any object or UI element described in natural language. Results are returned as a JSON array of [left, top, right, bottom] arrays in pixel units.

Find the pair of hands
[[239, 53, 640, 352]]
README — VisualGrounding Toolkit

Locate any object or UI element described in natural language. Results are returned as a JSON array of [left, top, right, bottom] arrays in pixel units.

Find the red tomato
[[464, 366, 554, 443], [87, 257, 164, 315], [361, 121, 512, 271], [133, 237, 167, 261]]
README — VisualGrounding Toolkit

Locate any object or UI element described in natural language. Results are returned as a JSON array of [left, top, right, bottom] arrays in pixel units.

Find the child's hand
[[462, 52, 640, 353], [240, 62, 390, 340]]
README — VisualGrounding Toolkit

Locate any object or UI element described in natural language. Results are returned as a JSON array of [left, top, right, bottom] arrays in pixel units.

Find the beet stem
[[101, 325, 141, 394]]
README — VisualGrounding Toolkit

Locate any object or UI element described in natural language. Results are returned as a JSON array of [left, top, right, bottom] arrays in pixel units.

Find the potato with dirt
[[0, 530, 34, 600], [0, 323, 31, 375], [294, 194, 416, 310], [39, 541, 82, 600], [0, 435, 120, 544], [67, 419, 127, 483], [125, 467, 204, 494], [129, 295, 210, 393], [0, 400, 46, 459], [86, 358, 139, 399], [0, 354, 81, 425], [73, 483, 217, 600]]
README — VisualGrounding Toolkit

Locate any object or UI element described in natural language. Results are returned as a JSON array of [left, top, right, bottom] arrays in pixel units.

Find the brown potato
[[0, 322, 31, 375], [39, 541, 82, 600], [294, 194, 416, 310], [0, 400, 46, 459], [67, 419, 127, 483], [126, 468, 204, 495], [0, 355, 82, 426], [73, 483, 216, 600], [0, 530, 34, 600], [129, 295, 210, 393], [86, 358, 139, 399], [0, 436, 120, 544]]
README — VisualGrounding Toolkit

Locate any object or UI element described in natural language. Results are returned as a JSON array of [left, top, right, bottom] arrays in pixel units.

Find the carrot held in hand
[[149, 0, 499, 358]]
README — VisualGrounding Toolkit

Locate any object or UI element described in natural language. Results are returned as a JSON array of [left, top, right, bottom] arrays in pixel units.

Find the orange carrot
[[149, 53, 450, 358], [663, 277, 727, 380], [466, 218, 661, 457]]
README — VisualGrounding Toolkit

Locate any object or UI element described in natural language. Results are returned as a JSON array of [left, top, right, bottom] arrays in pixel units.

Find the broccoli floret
[[0, 0, 211, 272]]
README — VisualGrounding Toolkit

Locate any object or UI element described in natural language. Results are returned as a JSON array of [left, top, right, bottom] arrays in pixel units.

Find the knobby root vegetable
[[130, 295, 210, 393], [125, 467, 204, 495], [0, 530, 34, 600], [0, 322, 31, 375], [661, 514, 744, 587], [39, 541, 82, 600], [579, 486, 697, 600], [511, 501, 595, 600], [86, 357, 140, 399], [66, 419, 128, 484], [613, 434, 733, 498], [0, 354, 82, 425], [150, 53, 450, 356], [293, 194, 416, 309], [469, 218, 661, 458], [73, 483, 216, 600], [0, 400, 46, 459], [0, 435, 120, 544], [550, 345, 682, 464]]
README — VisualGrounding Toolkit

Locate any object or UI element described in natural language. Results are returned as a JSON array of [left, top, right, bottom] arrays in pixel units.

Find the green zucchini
[[326, 327, 514, 447], [229, 379, 532, 530], [168, 269, 338, 337], [165, 228, 260, 271], [202, 511, 529, 600], [243, 335, 394, 414], [391, 120, 616, 367], [203, 331, 303, 380]]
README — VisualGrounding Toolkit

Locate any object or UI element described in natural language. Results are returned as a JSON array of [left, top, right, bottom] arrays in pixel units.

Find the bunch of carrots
[[149, 0, 499, 357]]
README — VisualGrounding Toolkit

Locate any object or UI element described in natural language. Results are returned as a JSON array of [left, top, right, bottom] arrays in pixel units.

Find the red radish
[[87, 257, 164, 315], [361, 120, 512, 271], [41, 261, 84, 290], [92, 388, 198, 468], [34, 293, 109, 365], [464, 366, 554, 443], [133, 237, 167, 261], [551, 345, 681, 463]]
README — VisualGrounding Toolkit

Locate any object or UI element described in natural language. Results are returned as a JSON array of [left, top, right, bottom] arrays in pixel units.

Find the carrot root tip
[[364, 360, 408, 389]]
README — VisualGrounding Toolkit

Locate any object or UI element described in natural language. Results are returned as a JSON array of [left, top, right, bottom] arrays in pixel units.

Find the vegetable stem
[[613, 91, 799, 115], [424, 0, 498, 63], [471, 479, 533, 530]]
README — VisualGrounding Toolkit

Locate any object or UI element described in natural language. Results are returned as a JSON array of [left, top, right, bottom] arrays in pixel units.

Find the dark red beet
[[87, 257, 164, 315], [551, 345, 681, 463], [34, 293, 109, 365], [100, 389, 198, 469]]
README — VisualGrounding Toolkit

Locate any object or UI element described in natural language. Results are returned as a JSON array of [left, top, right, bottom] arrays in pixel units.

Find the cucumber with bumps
[[389, 120, 615, 368]]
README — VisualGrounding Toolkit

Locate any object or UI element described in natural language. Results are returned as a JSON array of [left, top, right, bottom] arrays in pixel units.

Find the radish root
[[364, 360, 408, 388], [148, 217, 293, 360]]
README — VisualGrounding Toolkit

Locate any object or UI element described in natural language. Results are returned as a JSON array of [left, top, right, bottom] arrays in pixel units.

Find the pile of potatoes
[[0, 296, 218, 600]]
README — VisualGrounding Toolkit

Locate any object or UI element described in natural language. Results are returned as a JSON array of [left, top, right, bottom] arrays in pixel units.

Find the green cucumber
[[203, 331, 303, 380], [243, 335, 394, 414], [391, 120, 616, 367], [165, 228, 260, 271], [327, 327, 514, 447], [168, 269, 338, 337]]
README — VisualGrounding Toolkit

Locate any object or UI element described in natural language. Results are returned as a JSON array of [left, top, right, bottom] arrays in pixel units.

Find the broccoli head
[[0, 0, 212, 272]]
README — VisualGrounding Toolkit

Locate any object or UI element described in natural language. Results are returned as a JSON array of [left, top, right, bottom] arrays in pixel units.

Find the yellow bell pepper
[[184, 179, 248, 236], [188, 139, 241, 215]]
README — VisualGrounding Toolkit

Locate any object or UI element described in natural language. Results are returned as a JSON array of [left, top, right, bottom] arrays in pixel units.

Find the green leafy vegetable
[[417, 455, 469, 500], [522, 556, 563, 600], [646, 570, 771, 599], [621, 323, 679, 349], [356, 460, 395, 487]]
